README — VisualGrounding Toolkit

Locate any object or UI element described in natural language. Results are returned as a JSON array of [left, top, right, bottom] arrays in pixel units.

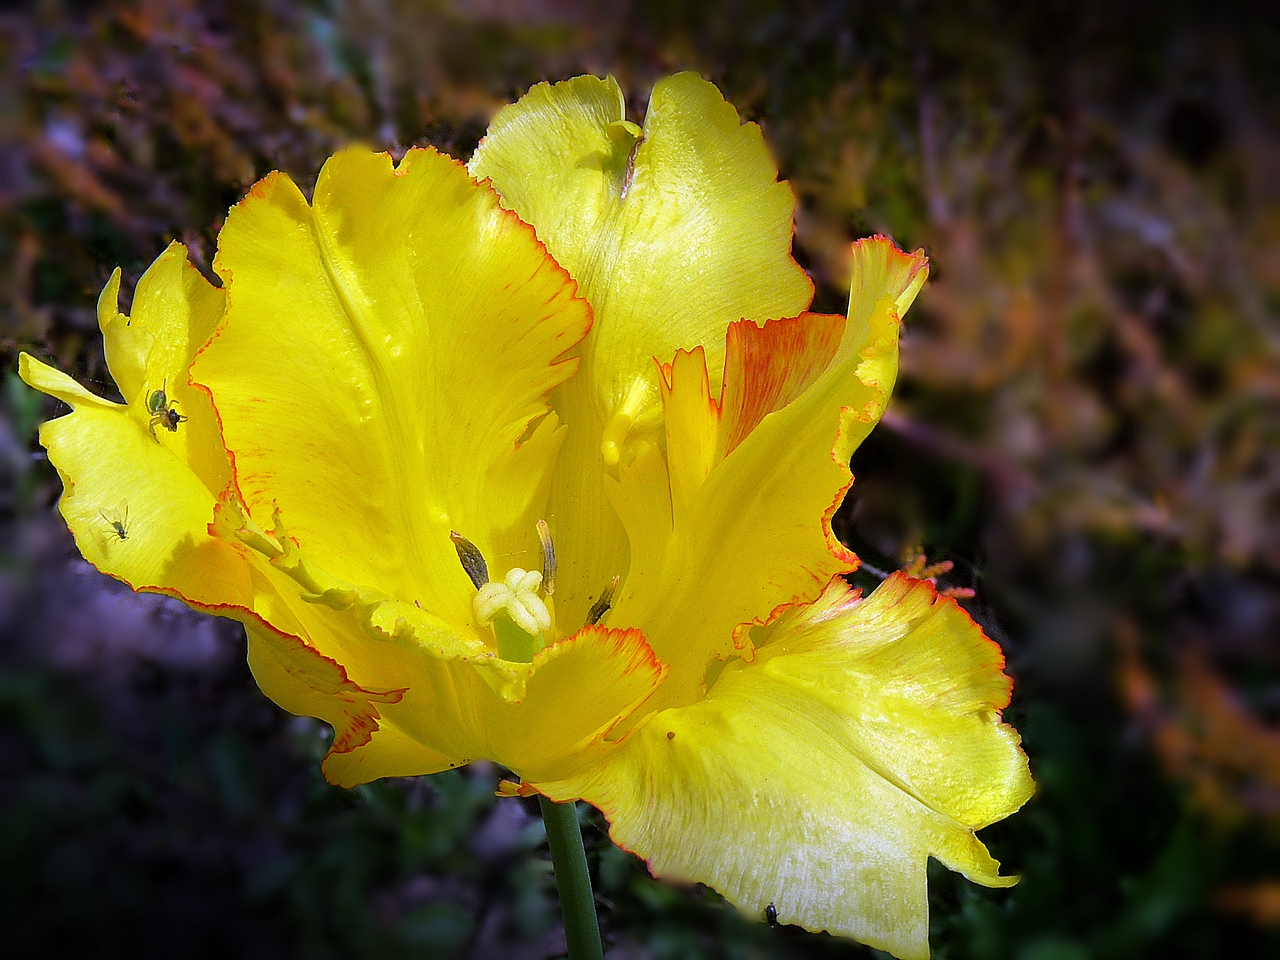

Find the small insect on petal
[[146, 380, 170, 415], [765, 903, 778, 927], [100, 506, 129, 541], [146, 379, 188, 441]]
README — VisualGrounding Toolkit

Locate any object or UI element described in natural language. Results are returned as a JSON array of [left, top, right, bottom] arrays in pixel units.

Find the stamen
[[586, 575, 620, 626], [536, 519, 556, 597], [450, 531, 489, 589]]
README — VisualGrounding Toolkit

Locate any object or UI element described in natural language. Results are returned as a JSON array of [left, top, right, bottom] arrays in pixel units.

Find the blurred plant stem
[[539, 796, 604, 960]]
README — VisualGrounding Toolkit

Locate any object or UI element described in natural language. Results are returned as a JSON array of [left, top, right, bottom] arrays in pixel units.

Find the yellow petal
[[656, 346, 722, 513], [20, 353, 252, 607], [752, 574, 1034, 829], [505, 625, 668, 775], [743, 237, 926, 525], [21, 252, 389, 739], [471, 72, 812, 412], [207, 489, 487, 690], [608, 238, 928, 713], [657, 310, 849, 526], [220, 505, 668, 787], [607, 316, 845, 708], [245, 621, 407, 761], [717, 311, 848, 456], [471, 73, 813, 628], [193, 146, 591, 639], [534, 575, 1032, 960], [318, 621, 668, 788], [743, 237, 926, 495], [98, 241, 232, 494], [17, 244, 247, 609]]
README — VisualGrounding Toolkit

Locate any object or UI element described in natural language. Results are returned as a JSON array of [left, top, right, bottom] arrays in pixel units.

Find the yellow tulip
[[20, 73, 1032, 960]]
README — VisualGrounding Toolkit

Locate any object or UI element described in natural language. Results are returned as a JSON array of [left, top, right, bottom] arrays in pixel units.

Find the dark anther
[[536, 519, 556, 597], [585, 575, 620, 625], [450, 531, 489, 589]]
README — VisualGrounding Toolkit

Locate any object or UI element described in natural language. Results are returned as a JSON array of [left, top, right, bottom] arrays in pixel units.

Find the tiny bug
[[147, 380, 188, 440], [765, 902, 778, 927], [100, 506, 129, 541]]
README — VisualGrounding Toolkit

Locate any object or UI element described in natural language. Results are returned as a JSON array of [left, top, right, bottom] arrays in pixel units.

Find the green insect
[[100, 506, 129, 541], [147, 380, 188, 440]]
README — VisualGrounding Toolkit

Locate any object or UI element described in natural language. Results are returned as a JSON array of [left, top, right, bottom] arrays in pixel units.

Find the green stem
[[539, 796, 605, 960]]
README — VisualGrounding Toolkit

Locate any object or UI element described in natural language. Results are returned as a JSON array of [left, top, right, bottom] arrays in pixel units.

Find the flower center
[[450, 522, 620, 662], [451, 524, 560, 663], [474, 567, 552, 662]]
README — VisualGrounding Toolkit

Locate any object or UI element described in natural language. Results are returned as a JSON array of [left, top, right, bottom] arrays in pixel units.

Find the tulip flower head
[[20, 73, 1032, 960]]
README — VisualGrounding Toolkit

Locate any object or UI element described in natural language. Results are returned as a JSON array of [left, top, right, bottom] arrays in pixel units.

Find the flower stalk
[[539, 796, 605, 960]]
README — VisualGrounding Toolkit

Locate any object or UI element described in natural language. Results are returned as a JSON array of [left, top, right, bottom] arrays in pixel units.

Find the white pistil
[[474, 567, 552, 637]]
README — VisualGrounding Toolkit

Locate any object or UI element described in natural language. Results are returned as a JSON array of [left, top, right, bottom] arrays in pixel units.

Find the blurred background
[[2, 1, 1279, 957]]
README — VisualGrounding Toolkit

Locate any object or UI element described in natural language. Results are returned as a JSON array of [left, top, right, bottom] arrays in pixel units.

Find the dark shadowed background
[[2, 2, 1279, 958]]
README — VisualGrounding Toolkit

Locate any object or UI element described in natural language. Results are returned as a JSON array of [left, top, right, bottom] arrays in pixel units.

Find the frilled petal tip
[[207, 487, 669, 789], [531, 573, 1032, 960], [471, 72, 813, 414], [315, 623, 668, 789], [606, 236, 931, 716], [194, 145, 592, 640], [17, 243, 250, 612], [473, 71, 819, 634]]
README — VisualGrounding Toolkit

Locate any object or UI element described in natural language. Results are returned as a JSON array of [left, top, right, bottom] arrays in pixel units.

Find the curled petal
[[245, 621, 407, 762], [320, 618, 669, 789], [98, 242, 232, 493], [470, 72, 812, 418], [611, 238, 929, 713], [751, 574, 1033, 828], [222, 509, 667, 786], [471, 73, 814, 628], [18, 245, 248, 611], [534, 574, 1031, 960], [194, 146, 591, 637]]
